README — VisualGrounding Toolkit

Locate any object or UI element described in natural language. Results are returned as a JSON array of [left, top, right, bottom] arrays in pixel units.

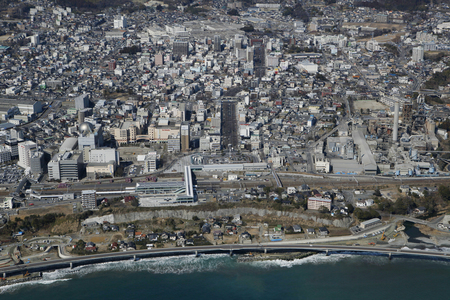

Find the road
[[221, 100, 238, 149], [1, 243, 449, 276]]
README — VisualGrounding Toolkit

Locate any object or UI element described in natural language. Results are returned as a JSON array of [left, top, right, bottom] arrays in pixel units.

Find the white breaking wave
[[46, 254, 230, 279], [1, 254, 231, 294], [248, 253, 353, 268], [0, 278, 71, 294]]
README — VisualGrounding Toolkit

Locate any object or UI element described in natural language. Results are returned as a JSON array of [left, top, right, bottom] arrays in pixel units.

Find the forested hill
[[354, 0, 431, 12]]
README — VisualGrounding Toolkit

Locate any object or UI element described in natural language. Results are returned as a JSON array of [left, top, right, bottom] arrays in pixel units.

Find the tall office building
[[78, 123, 103, 150], [30, 151, 45, 174], [48, 151, 84, 181], [214, 35, 221, 52], [113, 15, 127, 29], [18, 141, 37, 169], [0, 146, 11, 163], [108, 60, 116, 71], [155, 53, 164, 66], [181, 122, 190, 152], [75, 94, 90, 110], [402, 103, 413, 126], [82, 190, 97, 210], [5, 139, 19, 158], [173, 40, 189, 57], [10, 128, 24, 141], [412, 46, 424, 62], [168, 136, 181, 153]]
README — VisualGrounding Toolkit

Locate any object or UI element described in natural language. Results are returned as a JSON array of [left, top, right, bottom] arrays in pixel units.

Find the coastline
[[2, 243, 450, 279], [237, 251, 317, 262], [0, 272, 42, 287]]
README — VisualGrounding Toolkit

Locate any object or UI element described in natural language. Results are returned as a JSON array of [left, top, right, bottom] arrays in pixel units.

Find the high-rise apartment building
[[82, 190, 97, 210], [18, 141, 37, 169], [181, 122, 190, 152], [214, 35, 221, 52], [412, 46, 424, 62]]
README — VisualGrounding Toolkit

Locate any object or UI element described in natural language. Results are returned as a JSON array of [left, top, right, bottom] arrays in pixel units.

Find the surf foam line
[[42, 253, 231, 279], [0, 278, 71, 294]]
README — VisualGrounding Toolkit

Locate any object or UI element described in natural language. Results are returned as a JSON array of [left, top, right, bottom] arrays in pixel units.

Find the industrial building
[[352, 126, 378, 175], [360, 218, 382, 229]]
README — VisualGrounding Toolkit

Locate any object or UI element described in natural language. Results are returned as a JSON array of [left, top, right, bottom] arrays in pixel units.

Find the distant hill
[[354, 0, 430, 11], [55, 0, 133, 12]]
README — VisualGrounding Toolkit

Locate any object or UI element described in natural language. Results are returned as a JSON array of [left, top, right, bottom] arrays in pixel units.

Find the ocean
[[1, 252, 449, 299]]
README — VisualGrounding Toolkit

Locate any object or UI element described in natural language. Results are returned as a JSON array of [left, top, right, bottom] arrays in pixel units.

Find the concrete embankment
[[2, 244, 450, 279], [237, 251, 317, 263], [0, 272, 42, 287], [83, 207, 354, 228], [1, 249, 226, 278]]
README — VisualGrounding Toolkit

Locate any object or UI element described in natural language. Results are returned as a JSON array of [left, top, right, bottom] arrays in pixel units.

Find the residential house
[[202, 223, 211, 234], [148, 233, 159, 242], [293, 225, 302, 233], [213, 230, 223, 240], [319, 227, 329, 236]]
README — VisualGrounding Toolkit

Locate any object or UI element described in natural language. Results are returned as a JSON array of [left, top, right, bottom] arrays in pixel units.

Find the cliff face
[[83, 208, 354, 228]]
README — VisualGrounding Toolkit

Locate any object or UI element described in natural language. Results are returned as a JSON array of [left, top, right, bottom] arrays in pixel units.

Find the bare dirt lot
[[360, 34, 402, 43], [353, 100, 388, 111], [343, 22, 406, 31], [15, 204, 73, 218], [0, 34, 11, 41]]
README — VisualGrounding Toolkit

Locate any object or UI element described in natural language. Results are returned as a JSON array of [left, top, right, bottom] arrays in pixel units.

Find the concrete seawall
[[3, 244, 450, 278], [83, 207, 354, 228]]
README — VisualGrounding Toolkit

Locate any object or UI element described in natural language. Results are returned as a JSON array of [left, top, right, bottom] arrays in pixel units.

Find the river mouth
[[404, 221, 431, 244]]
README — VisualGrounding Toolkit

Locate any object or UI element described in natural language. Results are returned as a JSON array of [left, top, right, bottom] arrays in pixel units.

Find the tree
[[318, 205, 329, 214], [240, 25, 254, 32], [228, 9, 239, 16], [438, 185, 450, 202], [374, 189, 382, 197], [347, 203, 354, 214], [131, 198, 139, 207], [76, 239, 86, 249], [275, 187, 284, 196]]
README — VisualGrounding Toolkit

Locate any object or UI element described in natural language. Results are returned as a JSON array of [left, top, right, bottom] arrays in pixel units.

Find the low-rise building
[[307, 197, 331, 211]]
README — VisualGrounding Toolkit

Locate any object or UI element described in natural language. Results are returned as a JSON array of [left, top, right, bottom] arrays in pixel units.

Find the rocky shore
[[0, 272, 42, 287], [236, 251, 317, 263]]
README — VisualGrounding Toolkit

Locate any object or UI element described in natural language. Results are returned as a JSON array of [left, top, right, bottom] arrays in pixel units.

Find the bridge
[[392, 215, 444, 227], [271, 168, 283, 188], [135, 135, 152, 141]]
